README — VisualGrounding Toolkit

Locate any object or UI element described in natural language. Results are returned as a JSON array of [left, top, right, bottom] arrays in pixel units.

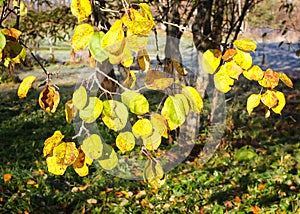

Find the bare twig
[[162, 21, 188, 32], [95, 68, 129, 92], [72, 121, 90, 139]]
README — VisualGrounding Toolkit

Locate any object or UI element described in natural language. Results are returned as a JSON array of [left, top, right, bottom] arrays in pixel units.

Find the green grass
[[0, 76, 299, 213]]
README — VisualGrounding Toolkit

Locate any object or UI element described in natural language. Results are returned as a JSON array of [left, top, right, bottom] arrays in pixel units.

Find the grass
[[0, 66, 299, 213]]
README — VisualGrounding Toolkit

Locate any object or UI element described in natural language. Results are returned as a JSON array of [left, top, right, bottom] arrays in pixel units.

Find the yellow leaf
[[72, 86, 87, 110], [202, 49, 222, 74], [81, 134, 103, 160], [142, 130, 161, 151], [39, 85, 60, 113], [271, 91, 286, 114], [214, 66, 234, 93], [138, 49, 150, 72], [53, 142, 79, 166], [46, 156, 67, 175], [233, 39, 257, 52], [123, 70, 136, 89], [258, 68, 279, 89], [182, 86, 203, 113], [73, 146, 92, 177], [17, 75, 37, 98], [277, 72, 293, 88], [139, 3, 155, 26], [150, 113, 168, 138], [102, 100, 128, 131], [132, 119, 153, 139], [144, 70, 174, 90], [116, 132, 135, 153], [247, 94, 261, 115], [79, 97, 103, 123], [261, 90, 278, 109], [98, 144, 118, 170], [243, 65, 264, 81], [71, 24, 94, 51], [233, 49, 252, 70], [71, 0, 92, 23], [171, 59, 189, 76], [102, 20, 124, 54], [143, 159, 165, 189], [108, 42, 133, 67], [224, 60, 243, 80], [121, 91, 149, 116], [161, 95, 186, 130], [126, 34, 149, 52], [43, 130, 64, 157], [65, 99, 78, 124], [2, 28, 22, 40], [3, 173, 12, 183]]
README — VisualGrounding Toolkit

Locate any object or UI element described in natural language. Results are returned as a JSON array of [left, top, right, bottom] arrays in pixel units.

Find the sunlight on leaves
[[0, 30, 6, 51], [261, 90, 278, 109], [73, 146, 92, 177], [71, 24, 94, 51], [53, 142, 79, 166], [202, 49, 222, 74], [39, 85, 60, 113], [46, 156, 68, 175], [222, 48, 237, 61], [214, 66, 234, 93], [43, 130, 64, 157], [102, 20, 124, 54], [102, 100, 128, 131], [65, 99, 78, 124], [150, 113, 168, 139], [233, 49, 252, 70], [116, 132, 135, 153], [145, 70, 174, 90], [132, 119, 153, 139], [71, 0, 92, 23], [17, 75, 37, 98], [258, 68, 279, 89], [182, 86, 203, 113], [121, 91, 149, 116], [143, 159, 165, 189], [138, 49, 150, 72], [143, 130, 161, 151], [247, 94, 261, 115], [277, 72, 293, 88], [233, 39, 257, 52], [271, 91, 286, 114], [243, 65, 264, 81]]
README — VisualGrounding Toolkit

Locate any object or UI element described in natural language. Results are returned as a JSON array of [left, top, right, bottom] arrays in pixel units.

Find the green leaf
[[234, 146, 257, 161], [142, 129, 161, 151], [0, 0, 4, 7], [79, 97, 103, 123], [88, 31, 109, 63], [161, 96, 186, 130], [98, 144, 118, 170]]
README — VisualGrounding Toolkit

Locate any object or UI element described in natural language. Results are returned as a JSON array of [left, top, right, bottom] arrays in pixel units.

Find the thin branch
[[72, 121, 90, 139], [162, 21, 188, 32], [95, 68, 128, 92]]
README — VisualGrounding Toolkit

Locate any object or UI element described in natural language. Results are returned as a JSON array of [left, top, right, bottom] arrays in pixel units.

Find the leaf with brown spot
[[39, 85, 60, 113]]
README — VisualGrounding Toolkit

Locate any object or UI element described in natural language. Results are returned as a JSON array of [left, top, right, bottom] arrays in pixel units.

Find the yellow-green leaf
[[143, 130, 161, 151], [161, 96, 186, 130], [233, 39, 257, 52], [79, 97, 103, 123], [81, 134, 103, 160], [17, 75, 37, 98], [0, 30, 6, 51], [150, 113, 168, 138], [277, 72, 293, 88], [182, 86, 203, 113], [202, 49, 222, 74], [214, 66, 235, 93], [175, 94, 190, 116], [261, 90, 278, 109], [102, 100, 128, 131], [247, 94, 261, 115], [71, 0, 92, 22], [116, 132, 135, 153], [132, 119, 153, 139], [71, 24, 94, 51], [43, 130, 64, 157], [98, 144, 118, 170], [272, 91, 286, 114], [121, 91, 149, 116], [243, 65, 264, 81], [88, 31, 109, 63], [72, 86, 87, 110], [143, 159, 165, 189], [39, 85, 60, 113]]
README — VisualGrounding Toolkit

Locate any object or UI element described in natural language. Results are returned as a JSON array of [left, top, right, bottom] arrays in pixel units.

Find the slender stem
[[95, 68, 128, 92]]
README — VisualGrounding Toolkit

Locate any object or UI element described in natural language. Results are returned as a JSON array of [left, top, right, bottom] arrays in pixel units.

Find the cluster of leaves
[[16, 0, 293, 189], [202, 39, 293, 118]]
